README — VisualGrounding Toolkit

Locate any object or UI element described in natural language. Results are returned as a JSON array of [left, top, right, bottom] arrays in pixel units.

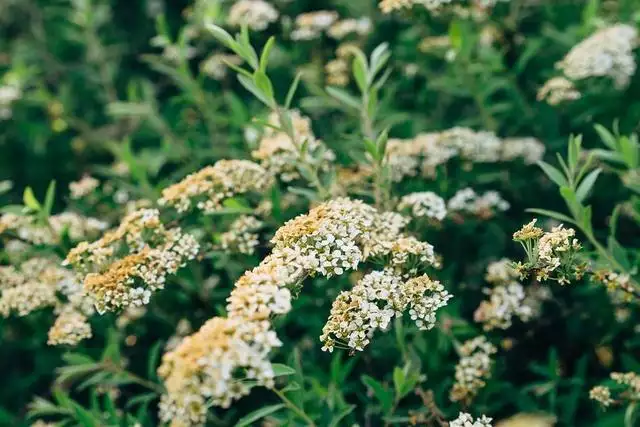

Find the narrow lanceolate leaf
[[23, 187, 41, 211], [594, 123, 617, 150], [205, 24, 237, 51], [325, 86, 361, 110], [537, 161, 567, 187], [285, 72, 303, 109], [259, 36, 276, 73], [575, 168, 601, 203], [271, 363, 296, 376], [235, 404, 285, 427]]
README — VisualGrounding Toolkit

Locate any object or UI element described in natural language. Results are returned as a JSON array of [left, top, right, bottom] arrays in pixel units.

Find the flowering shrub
[[1, 1, 639, 426]]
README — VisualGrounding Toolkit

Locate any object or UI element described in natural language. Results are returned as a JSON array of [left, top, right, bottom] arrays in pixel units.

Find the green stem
[[273, 388, 316, 426]]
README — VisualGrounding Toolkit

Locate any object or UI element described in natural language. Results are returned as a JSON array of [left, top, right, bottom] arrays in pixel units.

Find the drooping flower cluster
[[65, 209, 199, 313], [226, 0, 279, 31], [398, 191, 448, 221], [450, 336, 497, 403], [386, 128, 544, 182], [513, 220, 584, 284], [557, 24, 638, 89], [448, 188, 510, 219], [590, 371, 640, 408], [0, 212, 107, 245], [291, 11, 339, 41], [158, 198, 449, 424], [218, 215, 263, 255], [474, 259, 550, 331], [321, 270, 451, 351], [449, 412, 494, 427], [157, 317, 281, 426], [251, 111, 335, 183], [159, 160, 272, 214]]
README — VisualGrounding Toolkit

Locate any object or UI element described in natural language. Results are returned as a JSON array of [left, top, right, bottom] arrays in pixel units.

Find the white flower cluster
[[449, 412, 493, 427], [159, 160, 272, 214], [590, 372, 640, 408], [386, 128, 544, 182], [218, 215, 263, 255], [537, 76, 581, 105], [158, 198, 447, 423], [557, 24, 638, 89], [450, 336, 497, 403], [475, 259, 550, 331], [66, 209, 199, 313], [379, 0, 452, 14], [0, 212, 107, 245], [291, 11, 339, 40], [227, 0, 279, 31], [325, 58, 350, 86], [501, 138, 546, 165], [158, 317, 281, 426], [69, 176, 100, 199], [536, 225, 581, 283], [321, 270, 451, 351], [398, 191, 448, 221], [0, 257, 95, 346], [251, 111, 335, 183], [448, 188, 510, 218], [47, 308, 92, 346], [328, 18, 372, 40]]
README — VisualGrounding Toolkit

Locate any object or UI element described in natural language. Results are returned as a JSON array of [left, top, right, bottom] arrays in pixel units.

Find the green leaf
[[205, 24, 237, 51], [526, 209, 576, 225], [361, 375, 393, 414], [392, 367, 405, 399], [363, 138, 378, 161], [328, 405, 356, 427], [23, 187, 41, 211], [284, 72, 303, 109], [253, 71, 275, 104], [235, 404, 285, 427], [568, 135, 581, 174], [43, 180, 56, 216], [537, 161, 567, 188], [608, 236, 631, 270], [575, 168, 601, 203], [272, 363, 296, 376], [325, 86, 360, 110], [237, 74, 272, 106], [352, 55, 368, 93], [594, 124, 617, 150], [259, 36, 276, 73]]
